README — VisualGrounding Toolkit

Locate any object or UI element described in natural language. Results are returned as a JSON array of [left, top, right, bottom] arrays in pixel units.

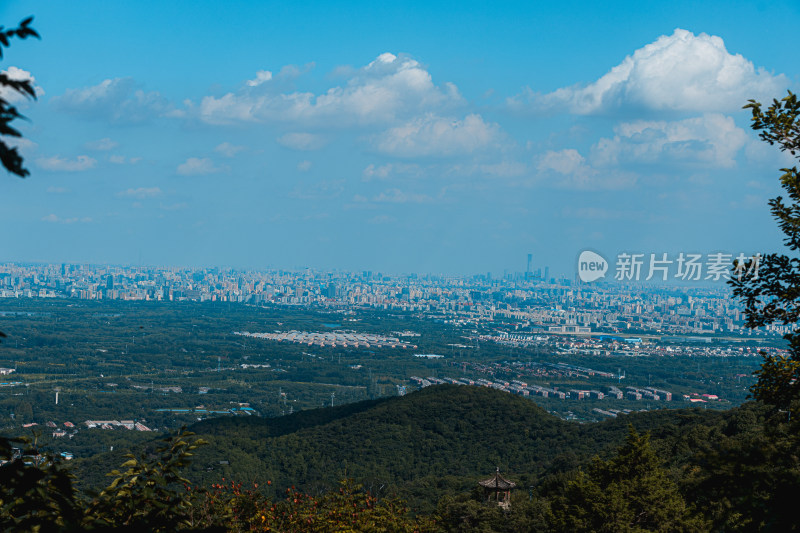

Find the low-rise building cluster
[[234, 330, 415, 349]]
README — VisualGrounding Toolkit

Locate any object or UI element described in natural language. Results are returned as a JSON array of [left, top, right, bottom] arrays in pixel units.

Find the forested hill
[[75, 385, 734, 512], [185, 384, 572, 492]]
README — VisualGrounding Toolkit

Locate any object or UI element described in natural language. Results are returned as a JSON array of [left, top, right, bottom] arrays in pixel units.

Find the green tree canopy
[[550, 425, 706, 533], [730, 92, 800, 414]]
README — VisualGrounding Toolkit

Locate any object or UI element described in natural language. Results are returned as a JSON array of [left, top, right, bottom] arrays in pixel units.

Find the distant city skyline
[[1, 1, 798, 275], [3, 260, 774, 340]]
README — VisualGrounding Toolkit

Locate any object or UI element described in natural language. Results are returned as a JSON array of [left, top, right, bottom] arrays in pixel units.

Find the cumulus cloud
[[4, 137, 37, 155], [591, 114, 748, 168], [195, 52, 463, 126], [539, 149, 589, 175], [52, 77, 171, 123], [511, 29, 787, 114], [246, 70, 273, 87], [536, 149, 636, 190], [41, 214, 92, 224], [117, 187, 162, 199], [176, 157, 221, 175], [375, 114, 501, 157], [533, 114, 746, 189], [297, 160, 312, 172], [36, 155, 97, 172], [214, 142, 246, 157], [363, 163, 392, 181], [276, 132, 327, 151], [0, 66, 44, 104]]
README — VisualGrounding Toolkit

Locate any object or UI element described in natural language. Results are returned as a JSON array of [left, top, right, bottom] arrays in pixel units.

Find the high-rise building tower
[[527, 254, 532, 274]]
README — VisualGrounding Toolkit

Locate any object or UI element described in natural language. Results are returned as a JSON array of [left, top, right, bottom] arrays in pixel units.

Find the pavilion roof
[[478, 468, 516, 490]]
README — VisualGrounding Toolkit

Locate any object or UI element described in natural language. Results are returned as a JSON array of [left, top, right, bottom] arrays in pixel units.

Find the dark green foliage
[[0, 435, 81, 533], [0, 17, 39, 178], [74, 385, 738, 517], [705, 90, 800, 529], [731, 92, 800, 413], [6, 382, 800, 531], [83, 429, 208, 531], [173, 386, 586, 510], [549, 426, 706, 533], [2, 429, 210, 532], [1, 430, 431, 532], [684, 404, 800, 532], [437, 491, 551, 532]]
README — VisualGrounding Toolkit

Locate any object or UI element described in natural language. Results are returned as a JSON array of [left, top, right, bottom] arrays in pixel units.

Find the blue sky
[[1, 1, 798, 276]]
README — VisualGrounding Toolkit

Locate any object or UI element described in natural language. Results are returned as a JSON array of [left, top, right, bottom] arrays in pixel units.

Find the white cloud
[[533, 114, 746, 189], [46, 186, 70, 194], [592, 114, 748, 168], [85, 138, 118, 151], [53, 77, 171, 123], [35, 155, 97, 172], [41, 214, 92, 224], [214, 142, 246, 157], [117, 187, 162, 199], [176, 157, 221, 176], [4, 137, 37, 155], [536, 149, 636, 190], [297, 160, 312, 172], [196, 52, 463, 126], [363, 163, 393, 181], [511, 28, 787, 114], [0, 66, 43, 104], [375, 114, 501, 157], [246, 70, 273, 87], [539, 149, 588, 175], [276, 132, 327, 151]]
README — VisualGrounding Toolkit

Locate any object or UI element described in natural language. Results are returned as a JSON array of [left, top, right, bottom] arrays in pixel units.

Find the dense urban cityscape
[[0, 260, 790, 340]]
